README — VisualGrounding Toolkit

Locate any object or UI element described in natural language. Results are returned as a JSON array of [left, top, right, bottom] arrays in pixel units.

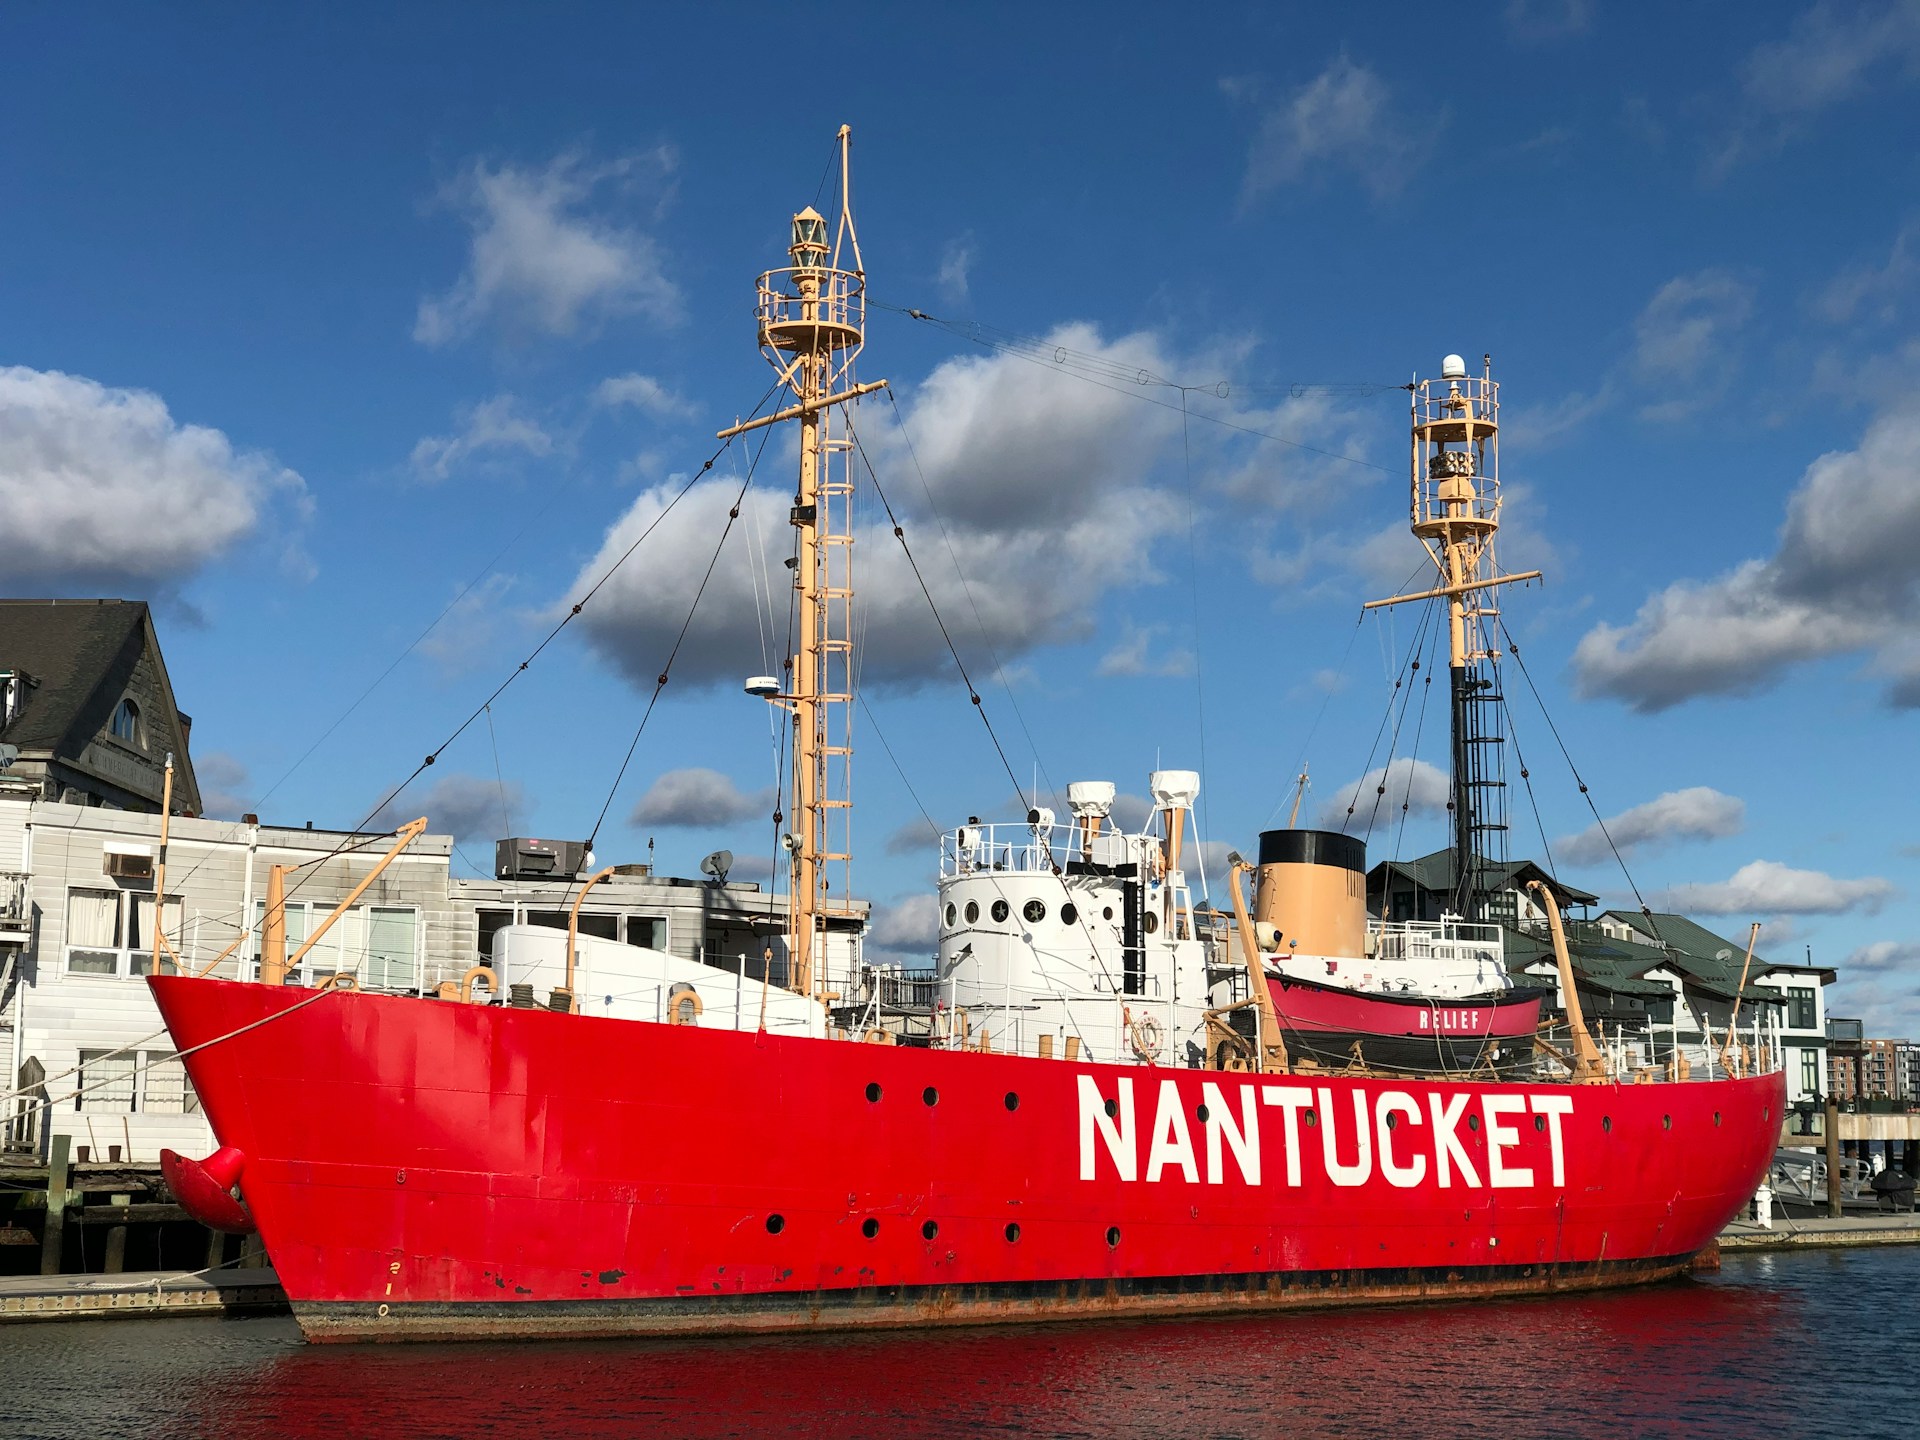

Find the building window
[[111, 698, 143, 747], [625, 915, 667, 950], [1787, 987, 1817, 1031], [254, 900, 419, 991], [140, 1053, 201, 1114], [364, 907, 418, 991], [76, 1049, 136, 1113], [65, 887, 181, 977], [1800, 1050, 1820, 1098]]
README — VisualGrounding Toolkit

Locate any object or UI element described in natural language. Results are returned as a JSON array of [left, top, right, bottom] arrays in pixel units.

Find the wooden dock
[[1720, 1213, 1920, 1251], [0, 1266, 285, 1323]]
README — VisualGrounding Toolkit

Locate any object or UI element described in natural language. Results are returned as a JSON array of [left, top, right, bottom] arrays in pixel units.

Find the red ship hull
[[150, 975, 1781, 1343]]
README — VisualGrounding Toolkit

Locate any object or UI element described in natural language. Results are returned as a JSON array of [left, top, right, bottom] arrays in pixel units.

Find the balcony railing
[[0, 870, 27, 931]]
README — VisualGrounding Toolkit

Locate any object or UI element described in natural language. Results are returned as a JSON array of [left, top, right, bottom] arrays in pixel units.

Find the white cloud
[[194, 752, 253, 821], [592, 373, 690, 419], [1710, 3, 1920, 174], [1319, 757, 1449, 830], [1237, 56, 1435, 203], [372, 772, 525, 849], [1504, 0, 1593, 39], [0, 366, 304, 589], [1097, 624, 1195, 678], [1574, 404, 1920, 709], [1632, 270, 1753, 421], [410, 395, 554, 482], [866, 894, 938, 962], [566, 322, 1186, 690], [1815, 217, 1920, 325], [936, 234, 975, 305], [1556, 786, 1745, 867], [886, 818, 942, 857], [415, 148, 680, 346], [630, 768, 772, 828], [1845, 940, 1920, 974], [1656, 859, 1898, 916]]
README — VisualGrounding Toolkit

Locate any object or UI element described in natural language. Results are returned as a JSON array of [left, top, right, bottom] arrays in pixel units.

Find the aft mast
[[1365, 357, 1539, 920], [724, 126, 887, 1001]]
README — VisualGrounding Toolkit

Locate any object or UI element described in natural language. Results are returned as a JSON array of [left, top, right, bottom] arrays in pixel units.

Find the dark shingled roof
[[1594, 910, 1781, 1003], [1369, 849, 1600, 907], [0, 599, 150, 752]]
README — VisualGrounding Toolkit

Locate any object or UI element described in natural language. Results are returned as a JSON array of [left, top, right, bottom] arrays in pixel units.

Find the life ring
[[667, 983, 703, 1026], [1128, 1012, 1164, 1062]]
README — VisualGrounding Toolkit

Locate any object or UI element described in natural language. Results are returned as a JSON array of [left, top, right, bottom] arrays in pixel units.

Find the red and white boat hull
[[151, 975, 1780, 1343]]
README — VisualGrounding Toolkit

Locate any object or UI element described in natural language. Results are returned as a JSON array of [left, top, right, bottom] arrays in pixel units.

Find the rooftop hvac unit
[[495, 837, 588, 881]]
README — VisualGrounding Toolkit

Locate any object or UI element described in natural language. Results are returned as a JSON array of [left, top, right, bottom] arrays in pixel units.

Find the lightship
[[154, 128, 1784, 1343]]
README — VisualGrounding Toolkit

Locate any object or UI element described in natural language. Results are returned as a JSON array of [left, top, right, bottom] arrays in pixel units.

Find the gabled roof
[[1503, 925, 1678, 998], [0, 599, 150, 751], [1369, 849, 1599, 906], [1595, 909, 1780, 1003]]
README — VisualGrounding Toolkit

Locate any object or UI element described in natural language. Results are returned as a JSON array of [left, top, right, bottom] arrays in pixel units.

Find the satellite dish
[[700, 849, 733, 885], [1714, 948, 1733, 962]]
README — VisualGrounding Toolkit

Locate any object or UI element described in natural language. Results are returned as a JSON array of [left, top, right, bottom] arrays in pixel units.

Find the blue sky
[[3, 3, 1918, 1031]]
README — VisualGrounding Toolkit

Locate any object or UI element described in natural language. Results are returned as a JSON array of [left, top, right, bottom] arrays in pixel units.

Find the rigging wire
[[842, 416, 1028, 803], [1339, 598, 1437, 838], [1177, 388, 1212, 850], [1361, 605, 1435, 844], [882, 387, 1053, 805], [584, 426, 777, 853], [1390, 621, 1440, 860], [1496, 619, 1654, 919], [484, 704, 512, 843], [264, 381, 783, 917], [856, 692, 941, 845]]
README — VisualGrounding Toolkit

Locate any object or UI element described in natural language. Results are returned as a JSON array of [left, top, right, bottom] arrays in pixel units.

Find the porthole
[[1713, 1111, 1722, 1127], [1105, 1226, 1121, 1248], [1386, 1112, 1399, 1131], [865, 1082, 882, 1103], [990, 899, 1010, 923], [964, 901, 980, 924], [1662, 1114, 1672, 1131], [921, 1220, 939, 1241], [1533, 1114, 1546, 1133], [944, 903, 957, 927], [1103, 1096, 1119, 1119], [1196, 1103, 1211, 1124], [1602, 1116, 1612, 1132], [1763, 1107, 1770, 1123], [1023, 899, 1047, 924], [1103, 906, 1114, 921], [923, 1086, 939, 1107], [1142, 912, 1159, 934], [766, 1214, 785, 1234], [1060, 903, 1079, 925], [862, 1218, 880, 1239], [1304, 1109, 1317, 1128], [1467, 1113, 1480, 1132], [1004, 1091, 1020, 1112], [1005, 1222, 1021, 1243]]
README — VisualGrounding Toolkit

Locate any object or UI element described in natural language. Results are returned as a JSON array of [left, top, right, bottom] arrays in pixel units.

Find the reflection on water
[[2, 1251, 1910, 1440]]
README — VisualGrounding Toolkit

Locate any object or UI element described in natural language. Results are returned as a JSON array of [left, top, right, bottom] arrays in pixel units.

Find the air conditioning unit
[[104, 846, 154, 880], [495, 837, 588, 881]]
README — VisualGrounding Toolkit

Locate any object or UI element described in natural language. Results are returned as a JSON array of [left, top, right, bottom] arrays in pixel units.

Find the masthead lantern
[[790, 207, 830, 271]]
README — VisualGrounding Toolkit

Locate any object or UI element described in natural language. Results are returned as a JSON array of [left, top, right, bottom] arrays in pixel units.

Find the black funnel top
[[1256, 829, 1366, 874]]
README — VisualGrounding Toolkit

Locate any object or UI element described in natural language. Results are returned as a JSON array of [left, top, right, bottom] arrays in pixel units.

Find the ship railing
[[1371, 917, 1502, 962], [940, 823, 1073, 879], [864, 965, 940, 1011]]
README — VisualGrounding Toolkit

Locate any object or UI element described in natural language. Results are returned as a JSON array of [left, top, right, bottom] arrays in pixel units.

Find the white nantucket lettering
[[1202, 1081, 1260, 1186], [1430, 1092, 1482, 1188], [1529, 1092, 1573, 1187], [1482, 1094, 1533, 1188], [1316, 1086, 1373, 1187], [1261, 1085, 1312, 1186], [1078, 1075, 1136, 1182], [1375, 1091, 1427, 1188], [1146, 1079, 1199, 1183]]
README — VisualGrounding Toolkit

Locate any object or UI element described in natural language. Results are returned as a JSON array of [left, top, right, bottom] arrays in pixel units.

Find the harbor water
[[2, 1249, 1911, 1439]]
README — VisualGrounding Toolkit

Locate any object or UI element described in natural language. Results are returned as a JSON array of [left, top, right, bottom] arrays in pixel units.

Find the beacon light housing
[[1065, 781, 1116, 820]]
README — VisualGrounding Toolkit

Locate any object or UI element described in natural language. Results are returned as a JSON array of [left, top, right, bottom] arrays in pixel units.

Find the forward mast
[[723, 126, 887, 1002]]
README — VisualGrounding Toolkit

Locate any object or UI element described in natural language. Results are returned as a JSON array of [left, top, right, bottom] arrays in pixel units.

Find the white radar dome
[[1441, 354, 1467, 379]]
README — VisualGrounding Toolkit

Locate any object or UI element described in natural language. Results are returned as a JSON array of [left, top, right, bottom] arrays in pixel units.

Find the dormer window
[[111, 698, 143, 747]]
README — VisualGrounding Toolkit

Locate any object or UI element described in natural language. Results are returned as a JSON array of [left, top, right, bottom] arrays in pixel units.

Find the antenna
[[700, 849, 734, 885]]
